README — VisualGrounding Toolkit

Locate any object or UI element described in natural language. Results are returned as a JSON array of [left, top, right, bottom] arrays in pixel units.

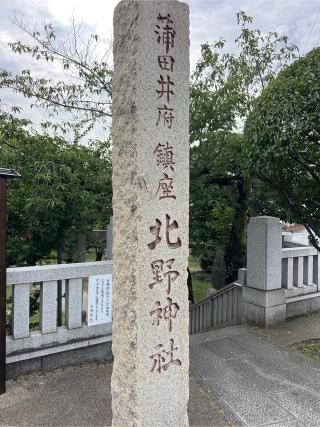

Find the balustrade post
[[314, 254, 320, 291], [242, 216, 286, 327], [293, 257, 304, 287], [40, 281, 58, 334], [282, 258, 293, 289], [303, 256, 313, 286], [65, 278, 82, 329], [12, 284, 30, 339]]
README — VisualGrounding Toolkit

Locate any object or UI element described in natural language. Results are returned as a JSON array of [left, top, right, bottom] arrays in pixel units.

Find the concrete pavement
[[2, 313, 320, 426], [190, 323, 320, 426], [0, 362, 228, 426]]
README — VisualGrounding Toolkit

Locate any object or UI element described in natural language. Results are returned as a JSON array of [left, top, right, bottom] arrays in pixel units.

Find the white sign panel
[[87, 274, 112, 326]]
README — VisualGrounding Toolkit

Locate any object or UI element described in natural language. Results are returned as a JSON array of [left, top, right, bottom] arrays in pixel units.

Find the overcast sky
[[1, 0, 320, 138]]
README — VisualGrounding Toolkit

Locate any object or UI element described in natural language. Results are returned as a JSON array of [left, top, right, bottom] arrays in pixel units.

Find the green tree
[[244, 47, 320, 250], [190, 11, 297, 283], [0, 19, 112, 141], [0, 114, 112, 266]]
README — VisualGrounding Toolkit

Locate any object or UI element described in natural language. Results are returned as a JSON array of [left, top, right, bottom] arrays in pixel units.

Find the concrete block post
[[111, 1, 190, 426], [242, 216, 286, 327]]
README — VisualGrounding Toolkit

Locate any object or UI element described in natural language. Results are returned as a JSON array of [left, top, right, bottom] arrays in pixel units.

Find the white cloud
[[0, 0, 319, 140]]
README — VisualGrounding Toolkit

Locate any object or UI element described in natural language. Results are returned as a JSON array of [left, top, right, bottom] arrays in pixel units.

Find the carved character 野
[[148, 258, 179, 295]]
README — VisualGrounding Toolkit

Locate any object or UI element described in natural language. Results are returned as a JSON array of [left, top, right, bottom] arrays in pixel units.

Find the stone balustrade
[[243, 216, 320, 327], [281, 246, 320, 293], [6, 261, 113, 376], [5, 219, 320, 375]]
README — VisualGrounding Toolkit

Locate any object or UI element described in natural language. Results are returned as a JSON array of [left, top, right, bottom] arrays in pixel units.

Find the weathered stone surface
[[244, 216, 285, 327], [285, 284, 318, 298], [7, 261, 112, 285], [237, 268, 247, 285], [287, 293, 320, 318], [42, 342, 113, 371], [242, 302, 286, 327], [242, 286, 285, 308], [12, 283, 30, 339], [6, 357, 41, 379], [247, 216, 282, 291], [40, 280, 57, 334], [65, 278, 83, 329], [112, 1, 189, 426], [7, 323, 111, 355]]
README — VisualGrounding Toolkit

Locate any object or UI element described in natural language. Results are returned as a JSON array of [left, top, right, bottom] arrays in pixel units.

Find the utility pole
[[0, 168, 20, 395]]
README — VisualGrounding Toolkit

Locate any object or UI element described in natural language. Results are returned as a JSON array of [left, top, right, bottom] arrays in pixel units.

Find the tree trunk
[[210, 248, 226, 290], [95, 250, 104, 261], [224, 179, 248, 284]]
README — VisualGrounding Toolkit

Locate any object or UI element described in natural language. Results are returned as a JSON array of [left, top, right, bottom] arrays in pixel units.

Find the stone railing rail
[[6, 261, 112, 365], [189, 268, 246, 335], [281, 246, 319, 292]]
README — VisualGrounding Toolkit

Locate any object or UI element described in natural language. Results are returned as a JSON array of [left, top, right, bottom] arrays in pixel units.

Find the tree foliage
[[0, 115, 112, 266], [190, 11, 297, 139], [244, 47, 320, 250], [190, 11, 298, 283], [0, 19, 112, 141]]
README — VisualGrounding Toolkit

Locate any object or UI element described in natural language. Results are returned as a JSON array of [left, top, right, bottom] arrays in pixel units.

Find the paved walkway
[[190, 319, 320, 426], [1, 313, 320, 426], [0, 363, 227, 426]]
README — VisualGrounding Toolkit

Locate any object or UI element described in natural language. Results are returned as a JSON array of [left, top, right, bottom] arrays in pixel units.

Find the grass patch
[[249, 325, 271, 340], [291, 339, 320, 363], [192, 279, 212, 304], [202, 387, 228, 421]]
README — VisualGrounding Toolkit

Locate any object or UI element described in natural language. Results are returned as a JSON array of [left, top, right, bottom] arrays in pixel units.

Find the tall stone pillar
[[243, 216, 286, 327], [112, 1, 190, 426]]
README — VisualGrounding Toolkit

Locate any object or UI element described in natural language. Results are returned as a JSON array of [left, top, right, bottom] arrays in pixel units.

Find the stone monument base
[[242, 287, 286, 327]]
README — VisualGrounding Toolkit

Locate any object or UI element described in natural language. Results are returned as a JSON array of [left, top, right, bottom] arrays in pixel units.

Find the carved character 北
[[147, 214, 181, 250]]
